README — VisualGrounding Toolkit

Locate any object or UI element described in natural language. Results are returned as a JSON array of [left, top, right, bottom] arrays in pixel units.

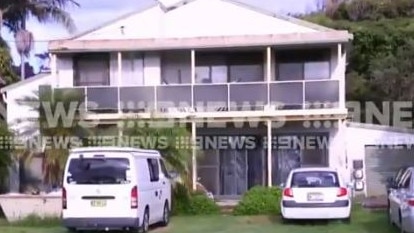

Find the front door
[[219, 149, 248, 197]]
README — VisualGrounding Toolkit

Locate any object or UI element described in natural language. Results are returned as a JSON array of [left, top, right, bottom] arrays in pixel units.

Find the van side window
[[147, 158, 160, 182], [160, 159, 169, 178]]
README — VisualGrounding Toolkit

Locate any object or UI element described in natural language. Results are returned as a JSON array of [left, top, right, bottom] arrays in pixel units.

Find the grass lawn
[[0, 207, 398, 233]]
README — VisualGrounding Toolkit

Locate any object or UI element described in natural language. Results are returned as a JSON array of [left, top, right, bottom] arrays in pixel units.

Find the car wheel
[[160, 201, 170, 227], [140, 208, 150, 233]]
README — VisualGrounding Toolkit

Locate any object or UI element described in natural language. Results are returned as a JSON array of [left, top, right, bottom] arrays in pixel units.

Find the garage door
[[365, 146, 414, 197]]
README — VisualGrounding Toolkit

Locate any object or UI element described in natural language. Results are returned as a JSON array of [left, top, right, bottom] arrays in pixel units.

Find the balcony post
[[266, 47, 271, 107], [51, 53, 57, 87], [338, 44, 345, 109], [191, 121, 197, 191], [190, 49, 195, 109], [117, 52, 122, 112], [267, 119, 272, 187]]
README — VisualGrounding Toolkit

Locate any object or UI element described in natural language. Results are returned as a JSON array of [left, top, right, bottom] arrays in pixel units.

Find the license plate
[[307, 193, 323, 201], [90, 200, 106, 207]]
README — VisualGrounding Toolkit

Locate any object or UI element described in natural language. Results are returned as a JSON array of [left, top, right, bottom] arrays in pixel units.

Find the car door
[[159, 159, 171, 208], [146, 158, 163, 222], [398, 170, 413, 227], [390, 170, 411, 224]]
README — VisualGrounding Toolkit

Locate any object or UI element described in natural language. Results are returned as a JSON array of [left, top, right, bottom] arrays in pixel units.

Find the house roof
[[68, 0, 335, 41], [0, 72, 51, 93], [49, 0, 352, 52]]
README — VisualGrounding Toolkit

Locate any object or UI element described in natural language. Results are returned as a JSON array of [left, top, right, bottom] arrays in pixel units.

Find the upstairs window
[[73, 53, 110, 86], [277, 49, 331, 81]]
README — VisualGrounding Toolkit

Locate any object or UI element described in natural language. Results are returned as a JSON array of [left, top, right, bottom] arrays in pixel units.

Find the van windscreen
[[67, 157, 130, 185]]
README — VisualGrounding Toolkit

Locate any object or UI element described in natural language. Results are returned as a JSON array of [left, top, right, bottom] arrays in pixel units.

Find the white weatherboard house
[[1, 0, 414, 198]]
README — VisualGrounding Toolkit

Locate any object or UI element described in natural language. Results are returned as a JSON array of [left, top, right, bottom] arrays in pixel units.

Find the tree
[[17, 86, 87, 187], [0, 38, 18, 85], [302, 0, 414, 120], [120, 120, 194, 187], [0, 122, 12, 193], [1, 0, 79, 80]]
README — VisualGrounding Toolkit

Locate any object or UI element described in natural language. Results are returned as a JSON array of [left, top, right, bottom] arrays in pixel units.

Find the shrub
[[233, 186, 282, 216], [172, 183, 219, 215]]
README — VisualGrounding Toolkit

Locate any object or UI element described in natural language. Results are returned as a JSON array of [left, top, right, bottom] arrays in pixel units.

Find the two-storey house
[[2, 0, 356, 198]]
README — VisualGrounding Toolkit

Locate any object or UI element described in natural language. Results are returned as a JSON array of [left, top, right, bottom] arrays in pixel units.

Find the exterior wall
[[76, 0, 316, 41], [345, 122, 414, 196], [5, 75, 53, 136]]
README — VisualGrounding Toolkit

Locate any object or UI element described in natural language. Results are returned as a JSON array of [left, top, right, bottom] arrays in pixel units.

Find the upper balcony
[[52, 45, 346, 118]]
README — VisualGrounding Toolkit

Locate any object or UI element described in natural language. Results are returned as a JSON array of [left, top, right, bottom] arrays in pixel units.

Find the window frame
[[73, 53, 110, 86], [147, 158, 160, 182], [276, 49, 331, 81]]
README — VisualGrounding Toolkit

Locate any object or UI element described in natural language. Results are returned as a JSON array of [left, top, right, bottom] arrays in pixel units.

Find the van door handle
[[155, 191, 158, 196]]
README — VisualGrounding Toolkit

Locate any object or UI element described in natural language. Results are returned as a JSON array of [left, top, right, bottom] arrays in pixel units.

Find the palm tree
[[122, 120, 194, 187], [0, 121, 12, 193], [1, 0, 79, 79], [16, 85, 87, 188]]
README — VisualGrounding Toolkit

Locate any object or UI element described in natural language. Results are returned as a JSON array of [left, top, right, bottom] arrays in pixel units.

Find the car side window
[[400, 171, 412, 189], [147, 158, 160, 182], [159, 159, 169, 178], [395, 168, 408, 183]]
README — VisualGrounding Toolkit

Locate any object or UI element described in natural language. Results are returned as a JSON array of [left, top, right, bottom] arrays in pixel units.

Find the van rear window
[[67, 158, 130, 185]]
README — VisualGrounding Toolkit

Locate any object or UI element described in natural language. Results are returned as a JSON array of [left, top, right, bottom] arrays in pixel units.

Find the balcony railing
[[53, 80, 340, 113]]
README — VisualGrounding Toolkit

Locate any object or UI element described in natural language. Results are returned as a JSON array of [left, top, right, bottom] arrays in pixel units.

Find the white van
[[62, 147, 172, 232]]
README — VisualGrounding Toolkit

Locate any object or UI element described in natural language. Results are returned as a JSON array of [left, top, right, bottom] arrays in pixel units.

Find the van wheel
[[141, 208, 150, 233], [160, 201, 170, 227]]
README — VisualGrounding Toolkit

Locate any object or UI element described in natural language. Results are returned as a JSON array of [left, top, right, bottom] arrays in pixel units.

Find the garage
[[365, 145, 414, 197]]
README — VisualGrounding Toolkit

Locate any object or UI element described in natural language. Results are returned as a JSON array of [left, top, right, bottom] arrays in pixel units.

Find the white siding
[[6, 75, 53, 136], [76, 0, 316, 41]]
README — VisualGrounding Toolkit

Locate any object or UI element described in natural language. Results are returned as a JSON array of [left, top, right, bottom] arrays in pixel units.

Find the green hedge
[[233, 186, 282, 216], [172, 183, 220, 215]]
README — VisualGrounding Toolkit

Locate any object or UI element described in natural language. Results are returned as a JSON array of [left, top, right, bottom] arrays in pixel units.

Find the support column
[[266, 47, 271, 106], [117, 52, 122, 112], [191, 121, 197, 191], [267, 120, 272, 187], [50, 54, 57, 87], [190, 50, 195, 109], [337, 44, 345, 109]]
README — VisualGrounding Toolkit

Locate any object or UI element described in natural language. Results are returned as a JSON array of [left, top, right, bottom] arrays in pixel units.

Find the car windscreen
[[67, 157, 130, 185], [291, 171, 340, 188]]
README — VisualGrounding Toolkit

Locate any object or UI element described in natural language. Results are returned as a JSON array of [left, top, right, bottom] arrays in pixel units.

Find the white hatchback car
[[280, 167, 352, 223]]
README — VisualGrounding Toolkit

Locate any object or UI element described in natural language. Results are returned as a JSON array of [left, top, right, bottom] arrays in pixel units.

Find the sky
[[1, 0, 318, 73]]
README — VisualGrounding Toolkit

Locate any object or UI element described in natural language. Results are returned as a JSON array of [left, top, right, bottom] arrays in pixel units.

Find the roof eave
[[49, 31, 353, 53]]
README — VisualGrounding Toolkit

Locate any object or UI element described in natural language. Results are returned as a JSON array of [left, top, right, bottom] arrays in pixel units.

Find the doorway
[[219, 149, 248, 197]]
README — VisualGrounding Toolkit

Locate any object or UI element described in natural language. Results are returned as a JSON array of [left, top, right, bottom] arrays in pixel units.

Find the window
[[399, 171, 412, 189], [195, 52, 263, 83], [147, 158, 160, 182], [277, 49, 331, 81], [74, 53, 110, 86], [160, 159, 169, 178], [291, 171, 340, 188], [67, 157, 130, 185]]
